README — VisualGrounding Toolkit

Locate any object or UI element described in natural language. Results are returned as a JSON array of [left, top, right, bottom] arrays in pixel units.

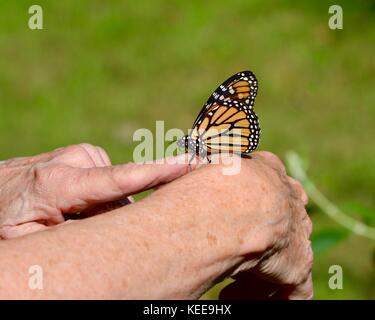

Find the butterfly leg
[[187, 152, 196, 172]]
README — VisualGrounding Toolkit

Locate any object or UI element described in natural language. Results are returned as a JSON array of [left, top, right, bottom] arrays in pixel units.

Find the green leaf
[[311, 228, 349, 256], [341, 201, 375, 224]]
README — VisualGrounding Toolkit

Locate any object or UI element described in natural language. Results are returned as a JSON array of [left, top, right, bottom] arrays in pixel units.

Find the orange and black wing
[[192, 71, 258, 128], [191, 104, 260, 155]]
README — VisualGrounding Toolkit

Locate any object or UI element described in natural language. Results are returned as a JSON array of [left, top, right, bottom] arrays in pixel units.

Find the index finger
[[53, 153, 195, 213]]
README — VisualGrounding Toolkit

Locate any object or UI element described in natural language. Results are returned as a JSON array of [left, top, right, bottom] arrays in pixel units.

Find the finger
[[43, 144, 112, 169], [53, 153, 194, 212], [0, 223, 48, 239], [53, 143, 111, 168], [95, 146, 112, 166], [285, 177, 312, 237], [67, 197, 133, 219], [303, 213, 313, 237], [287, 176, 308, 205], [78, 143, 111, 167]]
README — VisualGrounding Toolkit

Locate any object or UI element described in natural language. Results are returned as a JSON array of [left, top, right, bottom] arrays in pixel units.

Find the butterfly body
[[177, 133, 207, 160], [178, 71, 260, 161]]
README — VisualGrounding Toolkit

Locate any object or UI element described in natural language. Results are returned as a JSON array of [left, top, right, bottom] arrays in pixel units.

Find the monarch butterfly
[[177, 71, 260, 162]]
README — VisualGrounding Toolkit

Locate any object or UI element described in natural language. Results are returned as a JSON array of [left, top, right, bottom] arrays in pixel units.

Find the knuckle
[[306, 241, 314, 268], [303, 239, 314, 274], [62, 144, 80, 153], [79, 143, 106, 156], [95, 145, 107, 155], [61, 144, 96, 166], [255, 151, 286, 175], [108, 164, 132, 192], [302, 213, 313, 237], [306, 215, 313, 237], [32, 163, 49, 185], [288, 240, 314, 285], [31, 163, 61, 191], [288, 177, 309, 205], [121, 162, 136, 173], [65, 143, 94, 156], [296, 241, 314, 285], [77, 142, 96, 150], [96, 146, 111, 165]]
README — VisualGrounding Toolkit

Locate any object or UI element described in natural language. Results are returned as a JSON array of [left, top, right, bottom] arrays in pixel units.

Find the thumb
[[54, 153, 193, 213], [0, 222, 48, 239]]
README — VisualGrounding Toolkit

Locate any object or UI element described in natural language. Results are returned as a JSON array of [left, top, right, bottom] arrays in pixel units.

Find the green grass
[[0, 0, 374, 299]]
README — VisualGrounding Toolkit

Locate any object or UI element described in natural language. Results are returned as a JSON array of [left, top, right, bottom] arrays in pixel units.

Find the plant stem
[[285, 151, 375, 241]]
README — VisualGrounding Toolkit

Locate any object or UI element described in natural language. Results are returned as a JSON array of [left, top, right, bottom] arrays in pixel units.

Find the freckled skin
[[0, 145, 313, 300], [206, 232, 218, 246]]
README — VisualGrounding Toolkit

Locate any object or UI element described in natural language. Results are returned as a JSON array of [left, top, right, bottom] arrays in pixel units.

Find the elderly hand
[[218, 152, 313, 299], [0, 145, 312, 300], [150, 151, 313, 299], [0, 144, 190, 239]]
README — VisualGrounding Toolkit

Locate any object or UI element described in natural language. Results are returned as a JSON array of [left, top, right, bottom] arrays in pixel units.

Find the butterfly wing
[[182, 71, 260, 160], [192, 104, 260, 155], [192, 71, 258, 128]]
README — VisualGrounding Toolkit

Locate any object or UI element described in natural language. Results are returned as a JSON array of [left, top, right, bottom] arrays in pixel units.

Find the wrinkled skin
[[0, 144, 313, 299]]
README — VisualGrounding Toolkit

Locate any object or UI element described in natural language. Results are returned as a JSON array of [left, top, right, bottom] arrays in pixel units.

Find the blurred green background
[[0, 0, 374, 299]]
